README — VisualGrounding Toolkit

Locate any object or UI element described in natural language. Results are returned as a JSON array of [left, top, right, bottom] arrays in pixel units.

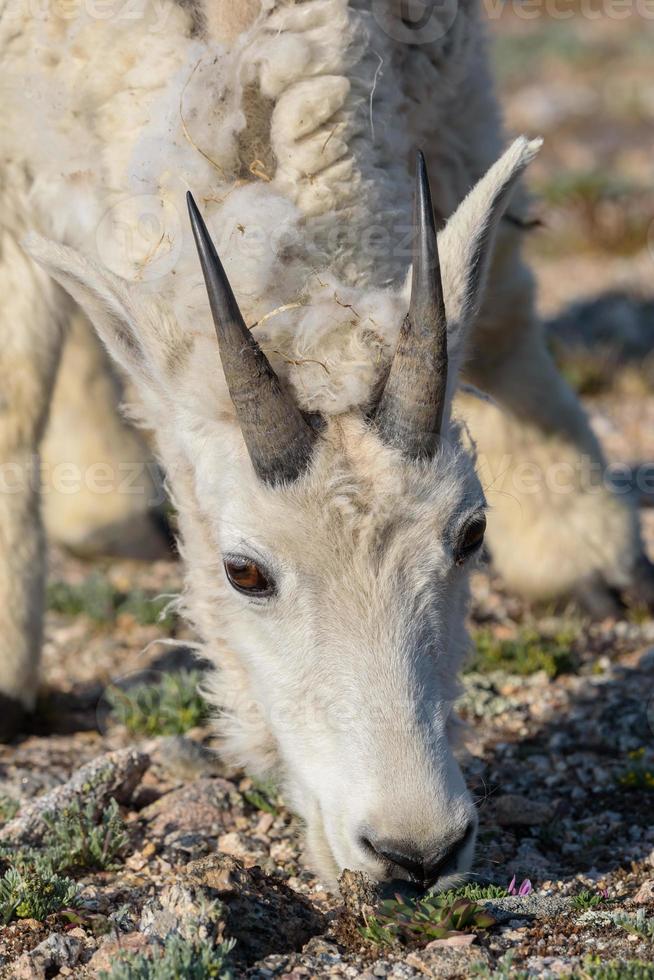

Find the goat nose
[[361, 823, 474, 888]]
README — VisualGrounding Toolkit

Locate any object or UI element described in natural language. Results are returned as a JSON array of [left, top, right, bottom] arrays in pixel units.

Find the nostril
[[360, 833, 428, 884], [424, 821, 476, 887]]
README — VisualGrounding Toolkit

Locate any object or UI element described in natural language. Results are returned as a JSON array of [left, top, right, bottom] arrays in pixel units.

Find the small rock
[[405, 942, 487, 978], [88, 933, 152, 974], [149, 735, 224, 780], [493, 793, 553, 827], [141, 776, 234, 843], [526, 956, 576, 976], [12, 933, 83, 980], [300, 937, 343, 962], [269, 838, 297, 864], [501, 926, 528, 941], [338, 869, 383, 916], [634, 879, 654, 903], [513, 841, 552, 872], [0, 748, 149, 846], [140, 880, 225, 944], [218, 830, 268, 865], [255, 811, 275, 836]]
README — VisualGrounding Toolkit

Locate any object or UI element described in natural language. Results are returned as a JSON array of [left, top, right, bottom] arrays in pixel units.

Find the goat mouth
[[379, 877, 424, 900]]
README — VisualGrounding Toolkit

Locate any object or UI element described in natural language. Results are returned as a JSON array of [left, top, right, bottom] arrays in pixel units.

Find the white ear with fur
[[439, 136, 542, 335], [22, 233, 180, 389]]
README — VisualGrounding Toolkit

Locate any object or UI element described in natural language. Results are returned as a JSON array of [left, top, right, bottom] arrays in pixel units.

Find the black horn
[[187, 192, 317, 485], [374, 151, 448, 459]]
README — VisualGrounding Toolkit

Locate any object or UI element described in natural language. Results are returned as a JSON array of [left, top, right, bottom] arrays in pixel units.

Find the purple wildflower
[[507, 875, 532, 896]]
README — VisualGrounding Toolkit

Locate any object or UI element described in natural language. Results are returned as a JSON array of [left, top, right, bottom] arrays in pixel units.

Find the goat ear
[[439, 137, 542, 331], [23, 233, 168, 386]]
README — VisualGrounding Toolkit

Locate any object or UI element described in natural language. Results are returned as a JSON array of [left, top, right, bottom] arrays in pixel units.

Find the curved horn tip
[[187, 189, 319, 486], [372, 149, 448, 460], [186, 190, 201, 226], [414, 151, 436, 232]]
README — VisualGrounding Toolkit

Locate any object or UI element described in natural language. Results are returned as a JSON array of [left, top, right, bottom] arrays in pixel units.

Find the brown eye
[[455, 513, 486, 565], [224, 557, 275, 597]]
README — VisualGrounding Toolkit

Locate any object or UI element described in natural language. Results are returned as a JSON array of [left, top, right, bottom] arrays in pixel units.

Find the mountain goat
[[1, 0, 650, 885]]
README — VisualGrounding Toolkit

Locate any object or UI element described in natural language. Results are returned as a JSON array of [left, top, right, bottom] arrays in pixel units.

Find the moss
[[468, 627, 576, 678], [617, 749, 654, 793]]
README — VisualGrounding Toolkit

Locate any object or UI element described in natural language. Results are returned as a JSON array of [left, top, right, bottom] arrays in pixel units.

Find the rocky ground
[[2, 9, 654, 980]]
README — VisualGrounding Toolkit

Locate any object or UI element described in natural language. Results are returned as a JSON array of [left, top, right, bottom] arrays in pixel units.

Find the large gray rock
[[0, 748, 149, 846], [145, 854, 325, 967], [12, 933, 83, 980], [479, 894, 571, 924], [140, 776, 235, 843]]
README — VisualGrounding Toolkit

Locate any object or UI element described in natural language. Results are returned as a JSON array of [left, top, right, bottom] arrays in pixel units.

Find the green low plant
[[468, 627, 576, 678], [0, 794, 19, 825], [436, 882, 507, 902], [0, 797, 128, 917], [241, 778, 278, 815], [572, 889, 605, 911], [581, 957, 654, 979], [0, 863, 79, 924], [612, 909, 654, 941], [119, 590, 176, 629], [617, 749, 654, 792], [360, 891, 495, 947], [98, 935, 235, 980], [106, 670, 206, 736], [41, 797, 128, 873], [48, 575, 174, 628], [47, 573, 116, 620]]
